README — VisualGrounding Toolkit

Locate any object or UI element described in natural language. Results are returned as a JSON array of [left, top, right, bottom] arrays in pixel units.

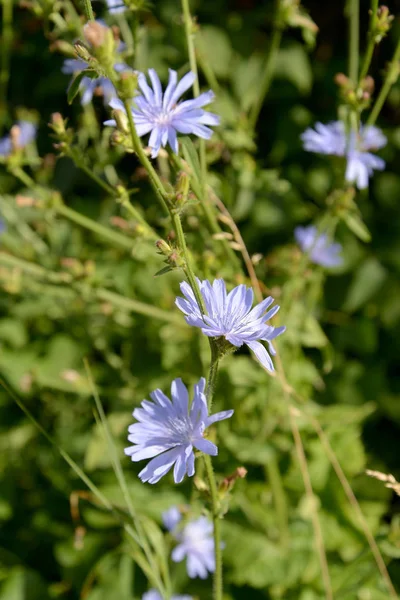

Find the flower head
[[295, 225, 343, 267], [176, 279, 285, 372], [62, 59, 129, 106], [106, 0, 126, 13], [172, 516, 215, 579], [0, 121, 37, 157], [124, 378, 233, 484], [104, 68, 219, 158], [301, 120, 387, 189], [142, 590, 192, 600]]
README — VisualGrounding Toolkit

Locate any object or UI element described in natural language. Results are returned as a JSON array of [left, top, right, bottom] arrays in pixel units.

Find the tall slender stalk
[[81, 0, 95, 21], [348, 0, 360, 83], [359, 0, 379, 81], [367, 39, 400, 126], [203, 354, 223, 600]]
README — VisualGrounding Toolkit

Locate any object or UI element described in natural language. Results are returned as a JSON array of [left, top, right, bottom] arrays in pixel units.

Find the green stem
[[348, 0, 360, 83], [203, 350, 223, 600], [68, 149, 156, 238], [170, 153, 241, 268], [264, 457, 289, 549], [0, 0, 13, 114], [54, 204, 135, 250], [10, 166, 153, 248], [249, 25, 282, 130], [358, 0, 379, 81], [171, 210, 205, 314], [81, 0, 95, 21], [68, 148, 116, 196], [204, 455, 223, 600], [205, 340, 220, 410], [367, 39, 400, 126], [123, 99, 171, 216], [0, 251, 182, 325]]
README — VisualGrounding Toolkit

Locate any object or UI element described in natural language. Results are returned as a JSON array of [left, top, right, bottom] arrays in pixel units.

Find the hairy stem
[[81, 0, 95, 21]]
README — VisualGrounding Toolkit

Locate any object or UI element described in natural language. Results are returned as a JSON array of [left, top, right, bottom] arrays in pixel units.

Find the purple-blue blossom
[[104, 68, 220, 158], [295, 225, 343, 268], [124, 378, 233, 484], [0, 121, 37, 157], [106, 0, 126, 13], [301, 121, 387, 189], [171, 516, 215, 579], [162, 505, 182, 532], [176, 279, 285, 372], [142, 591, 192, 600], [62, 59, 129, 106]]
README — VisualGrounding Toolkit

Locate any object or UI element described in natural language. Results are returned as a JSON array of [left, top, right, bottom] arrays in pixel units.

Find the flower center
[[155, 111, 172, 126]]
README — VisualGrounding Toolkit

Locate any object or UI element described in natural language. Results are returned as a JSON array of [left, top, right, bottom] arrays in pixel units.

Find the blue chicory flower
[[106, 0, 126, 13], [142, 591, 192, 600], [171, 515, 215, 579], [294, 225, 343, 268], [301, 121, 387, 189], [0, 121, 37, 157], [104, 68, 220, 158], [175, 279, 285, 372], [62, 59, 130, 106], [124, 377, 233, 484]]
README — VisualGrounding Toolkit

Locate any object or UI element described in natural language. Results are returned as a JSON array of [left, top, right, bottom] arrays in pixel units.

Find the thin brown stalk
[[210, 192, 264, 302]]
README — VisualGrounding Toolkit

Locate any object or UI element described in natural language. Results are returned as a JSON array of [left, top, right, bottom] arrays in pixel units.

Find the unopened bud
[[74, 41, 91, 63], [119, 70, 138, 100], [175, 171, 190, 207], [334, 72, 350, 88], [10, 125, 22, 149], [49, 40, 76, 56], [83, 21, 108, 48], [49, 112, 66, 135], [156, 239, 172, 255], [112, 109, 129, 133]]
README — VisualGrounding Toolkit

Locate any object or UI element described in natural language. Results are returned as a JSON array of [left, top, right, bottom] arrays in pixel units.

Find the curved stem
[[123, 99, 171, 216], [367, 39, 400, 126], [359, 0, 379, 81]]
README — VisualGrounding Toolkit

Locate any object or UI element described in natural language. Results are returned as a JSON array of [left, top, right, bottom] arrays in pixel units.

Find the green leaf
[[180, 137, 202, 184], [274, 43, 312, 94], [67, 70, 97, 105], [196, 26, 233, 78], [343, 258, 387, 312], [341, 211, 371, 242]]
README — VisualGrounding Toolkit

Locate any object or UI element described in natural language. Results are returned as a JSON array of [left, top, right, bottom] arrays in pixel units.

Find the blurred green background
[[1, 0, 400, 598]]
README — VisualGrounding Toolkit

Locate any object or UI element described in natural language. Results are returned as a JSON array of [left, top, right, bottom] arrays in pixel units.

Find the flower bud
[[83, 21, 108, 48], [74, 41, 91, 63], [112, 108, 129, 133], [49, 112, 66, 136], [155, 239, 172, 255]]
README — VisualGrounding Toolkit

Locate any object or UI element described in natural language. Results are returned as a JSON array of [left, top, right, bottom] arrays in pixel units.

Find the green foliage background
[[1, 0, 400, 599]]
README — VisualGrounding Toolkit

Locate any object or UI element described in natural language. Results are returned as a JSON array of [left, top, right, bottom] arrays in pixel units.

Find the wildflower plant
[[2, 0, 400, 600]]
